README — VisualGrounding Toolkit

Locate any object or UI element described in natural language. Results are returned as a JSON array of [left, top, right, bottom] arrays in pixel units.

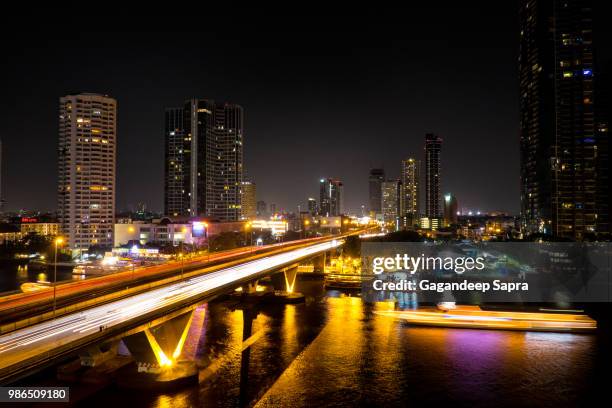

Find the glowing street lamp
[[53, 237, 64, 318], [179, 252, 184, 280], [202, 222, 210, 261], [245, 222, 253, 250]]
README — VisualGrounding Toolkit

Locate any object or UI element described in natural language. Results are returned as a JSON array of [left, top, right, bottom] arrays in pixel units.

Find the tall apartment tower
[[164, 107, 188, 217], [0, 139, 4, 213], [425, 133, 442, 218], [164, 99, 244, 221], [519, 0, 607, 238], [58, 93, 116, 250], [240, 181, 257, 220], [401, 158, 420, 218], [368, 168, 385, 216], [381, 179, 401, 227], [319, 178, 343, 216]]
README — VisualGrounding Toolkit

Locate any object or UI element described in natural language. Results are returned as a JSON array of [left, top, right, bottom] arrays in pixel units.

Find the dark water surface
[[0, 260, 76, 294], [76, 278, 611, 408]]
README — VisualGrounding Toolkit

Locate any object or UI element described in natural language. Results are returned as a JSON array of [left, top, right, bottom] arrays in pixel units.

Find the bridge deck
[[0, 239, 342, 384]]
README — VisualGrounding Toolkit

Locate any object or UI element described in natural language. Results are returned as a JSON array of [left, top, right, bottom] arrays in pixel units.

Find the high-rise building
[[58, 93, 116, 249], [164, 99, 244, 221], [307, 197, 318, 215], [0, 139, 4, 213], [368, 168, 385, 216], [401, 158, 420, 218], [319, 178, 343, 216], [595, 61, 611, 234], [425, 133, 442, 218], [241, 181, 256, 220], [381, 180, 401, 228], [519, 0, 608, 238], [443, 193, 458, 226], [164, 107, 187, 217], [256, 200, 267, 217]]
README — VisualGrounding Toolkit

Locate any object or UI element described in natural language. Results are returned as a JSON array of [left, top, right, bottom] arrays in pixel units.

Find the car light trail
[[0, 240, 342, 371]]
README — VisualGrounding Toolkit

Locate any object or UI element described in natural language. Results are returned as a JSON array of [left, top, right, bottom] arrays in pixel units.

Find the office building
[[58, 93, 116, 249], [164, 99, 244, 221], [319, 178, 343, 216], [307, 197, 318, 215], [425, 133, 442, 218], [256, 200, 267, 217], [519, 0, 608, 238], [444, 193, 458, 226], [368, 168, 385, 216], [381, 180, 401, 227]]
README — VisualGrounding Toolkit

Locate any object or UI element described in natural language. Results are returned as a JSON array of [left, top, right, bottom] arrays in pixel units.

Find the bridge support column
[[312, 252, 327, 273], [283, 267, 298, 293], [244, 280, 259, 294], [270, 266, 298, 293], [78, 341, 120, 367], [122, 310, 195, 374]]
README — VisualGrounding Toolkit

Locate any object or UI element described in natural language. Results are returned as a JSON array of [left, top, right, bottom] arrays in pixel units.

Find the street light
[[245, 222, 253, 252], [53, 237, 64, 318], [203, 222, 210, 262], [179, 252, 184, 280], [303, 219, 310, 239]]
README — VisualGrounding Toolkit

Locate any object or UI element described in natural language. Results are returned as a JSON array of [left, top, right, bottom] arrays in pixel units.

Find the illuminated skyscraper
[[381, 180, 401, 228], [443, 193, 458, 226], [58, 93, 116, 249], [368, 168, 385, 216], [164, 99, 244, 221], [307, 197, 318, 215], [164, 107, 187, 217], [401, 158, 420, 219], [319, 178, 343, 216], [519, 0, 607, 238], [425, 133, 442, 218], [240, 181, 256, 220]]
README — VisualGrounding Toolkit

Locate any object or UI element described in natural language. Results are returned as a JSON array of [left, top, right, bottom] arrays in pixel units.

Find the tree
[[209, 232, 244, 252], [343, 235, 361, 258]]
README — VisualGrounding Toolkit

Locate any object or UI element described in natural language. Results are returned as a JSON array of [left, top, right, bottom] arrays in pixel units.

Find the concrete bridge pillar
[[78, 341, 120, 367], [312, 252, 327, 272], [271, 266, 299, 293], [244, 280, 260, 294], [121, 310, 195, 373]]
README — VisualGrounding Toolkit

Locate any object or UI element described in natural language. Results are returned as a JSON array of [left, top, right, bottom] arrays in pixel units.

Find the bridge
[[0, 234, 354, 384]]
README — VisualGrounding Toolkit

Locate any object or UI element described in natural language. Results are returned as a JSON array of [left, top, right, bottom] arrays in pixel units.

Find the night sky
[[1, 7, 609, 216]]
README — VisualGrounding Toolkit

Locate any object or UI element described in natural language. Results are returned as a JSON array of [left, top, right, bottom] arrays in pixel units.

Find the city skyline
[[1, 6, 612, 406], [1, 8, 611, 217]]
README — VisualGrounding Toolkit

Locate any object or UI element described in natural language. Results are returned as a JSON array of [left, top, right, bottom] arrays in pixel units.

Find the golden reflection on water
[[141, 292, 596, 408], [281, 305, 298, 365], [255, 295, 596, 407]]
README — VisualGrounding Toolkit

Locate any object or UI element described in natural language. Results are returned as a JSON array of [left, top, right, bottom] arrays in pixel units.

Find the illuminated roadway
[[0, 240, 342, 381], [0, 238, 325, 316]]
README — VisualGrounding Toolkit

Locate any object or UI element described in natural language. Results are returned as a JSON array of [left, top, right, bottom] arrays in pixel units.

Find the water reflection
[[87, 280, 599, 408], [0, 261, 75, 293]]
